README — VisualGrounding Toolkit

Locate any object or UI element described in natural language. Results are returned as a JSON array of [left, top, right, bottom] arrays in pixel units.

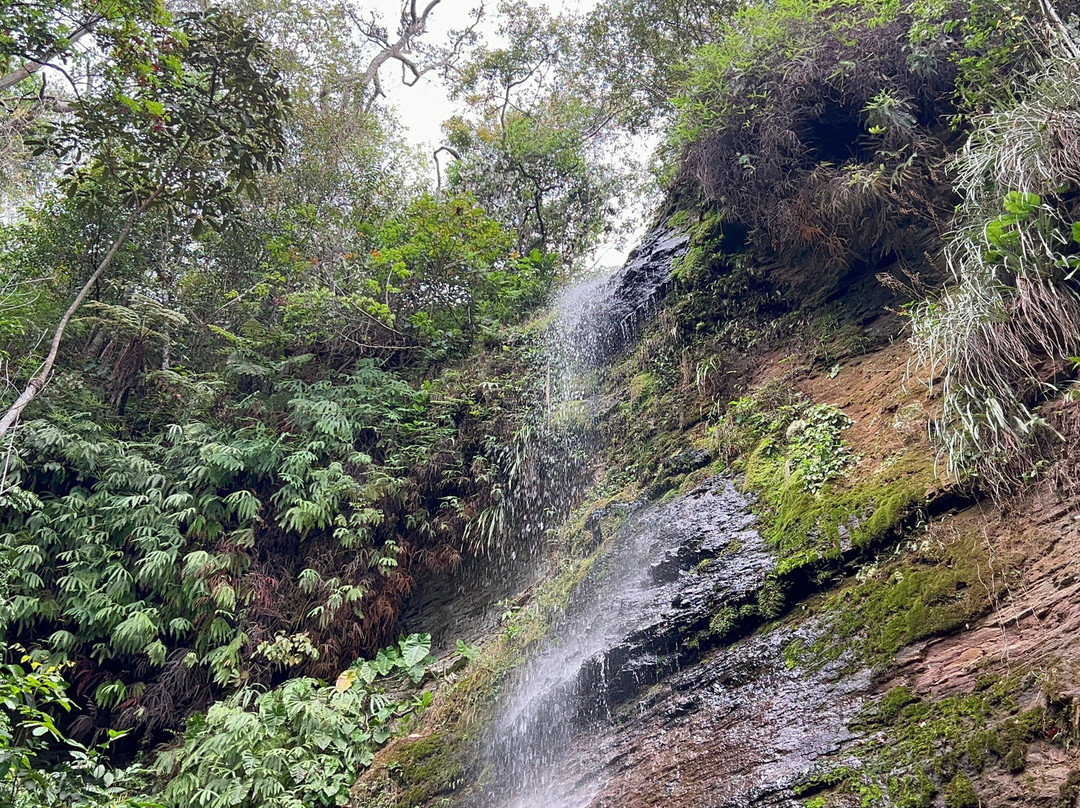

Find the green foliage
[[578, 0, 729, 130], [157, 634, 435, 808], [0, 1, 168, 85], [445, 2, 626, 266], [0, 650, 157, 807], [720, 391, 855, 495], [0, 0, 617, 799], [364, 193, 555, 351], [1, 651, 73, 796], [905, 0, 1047, 122], [717, 382, 933, 573], [785, 404, 855, 494], [0, 360, 470, 720], [664, 0, 1064, 309], [32, 6, 288, 222]]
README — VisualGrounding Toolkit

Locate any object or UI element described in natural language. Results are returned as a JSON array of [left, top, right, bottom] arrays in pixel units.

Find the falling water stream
[[412, 223, 876, 808], [474, 226, 698, 808]]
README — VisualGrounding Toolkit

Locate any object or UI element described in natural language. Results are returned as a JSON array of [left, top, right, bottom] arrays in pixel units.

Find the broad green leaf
[[1002, 190, 1040, 216], [400, 633, 432, 668]]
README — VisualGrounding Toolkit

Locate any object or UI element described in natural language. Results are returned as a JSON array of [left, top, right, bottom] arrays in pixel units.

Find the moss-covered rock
[[943, 771, 979, 808]]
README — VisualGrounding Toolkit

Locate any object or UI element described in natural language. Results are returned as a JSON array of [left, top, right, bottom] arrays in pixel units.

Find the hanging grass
[[909, 53, 1080, 494]]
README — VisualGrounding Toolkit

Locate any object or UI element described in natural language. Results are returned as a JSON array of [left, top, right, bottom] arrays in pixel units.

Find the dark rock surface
[[587, 625, 870, 808], [567, 225, 689, 363], [471, 479, 798, 808]]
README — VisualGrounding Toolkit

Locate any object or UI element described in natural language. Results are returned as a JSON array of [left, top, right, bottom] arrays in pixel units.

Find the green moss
[[813, 677, 1042, 808], [717, 380, 936, 578], [876, 686, 921, 724], [807, 529, 1000, 667], [793, 764, 860, 796], [892, 770, 936, 808], [629, 372, 656, 403], [1058, 769, 1080, 807], [989, 707, 1043, 772], [745, 446, 934, 576], [943, 772, 978, 808], [793, 765, 884, 807], [390, 731, 465, 808], [783, 637, 807, 669], [667, 208, 692, 229]]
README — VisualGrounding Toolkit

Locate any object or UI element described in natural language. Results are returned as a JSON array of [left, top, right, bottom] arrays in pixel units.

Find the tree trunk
[[0, 192, 159, 439]]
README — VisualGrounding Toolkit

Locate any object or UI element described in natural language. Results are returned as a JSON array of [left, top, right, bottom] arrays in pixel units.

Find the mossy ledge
[[795, 676, 1080, 808]]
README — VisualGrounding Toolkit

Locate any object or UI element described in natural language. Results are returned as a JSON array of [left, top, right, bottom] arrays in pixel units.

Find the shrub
[[668, 0, 961, 302], [156, 634, 435, 808], [666, 0, 1067, 308]]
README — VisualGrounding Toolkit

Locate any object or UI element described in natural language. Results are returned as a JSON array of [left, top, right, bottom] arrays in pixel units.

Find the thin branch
[[0, 185, 164, 438], [348, 0, 449, 110], [433, 144, 460, 191], [0, 125, 197, 438], [0, 21, 96, 93]]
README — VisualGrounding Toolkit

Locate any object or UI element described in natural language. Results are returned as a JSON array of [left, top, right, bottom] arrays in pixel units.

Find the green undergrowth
[[720, 380, 936, 575], [797, 676, 1066, 807], [750, 449, 934, 573]]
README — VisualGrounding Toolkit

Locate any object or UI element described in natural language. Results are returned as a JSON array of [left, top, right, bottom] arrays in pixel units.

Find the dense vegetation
[[2, 0, 1079, 804]]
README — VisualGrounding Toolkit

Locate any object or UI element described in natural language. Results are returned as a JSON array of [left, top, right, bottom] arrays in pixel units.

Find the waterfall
[[473, 225, 694, 808]]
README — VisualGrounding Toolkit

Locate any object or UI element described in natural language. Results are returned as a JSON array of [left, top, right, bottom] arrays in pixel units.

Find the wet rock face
[[565, 226, 689, 363], [474, 479, 791, 808], [582, 482, 774, 716], [586, 627, 870, 808], [466, 477, 876, 808]]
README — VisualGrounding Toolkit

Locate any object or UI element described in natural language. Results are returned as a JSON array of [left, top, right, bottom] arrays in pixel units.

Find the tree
[[347, 0, 483, 111], [578, 0, 730, 131], [0, 0, 166, 94], [0, 6, 288, 438], [443, 2, 625, 266]]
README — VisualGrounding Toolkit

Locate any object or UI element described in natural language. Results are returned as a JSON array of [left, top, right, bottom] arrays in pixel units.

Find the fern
[[157, 636, 434, 808]]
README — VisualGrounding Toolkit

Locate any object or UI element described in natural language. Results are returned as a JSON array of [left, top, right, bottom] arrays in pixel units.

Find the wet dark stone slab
[[472, 478, 783, 808], [586, 624, 870, 808], [567, 225, 689, 362], [468, 475, 870, 808]]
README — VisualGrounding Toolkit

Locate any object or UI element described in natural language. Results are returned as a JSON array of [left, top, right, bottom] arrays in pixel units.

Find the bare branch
[[433, 144, 461, 190], [0, 185, 162, 438], [1038, 0, 1080, 58], [347, 0, 486, 110]]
